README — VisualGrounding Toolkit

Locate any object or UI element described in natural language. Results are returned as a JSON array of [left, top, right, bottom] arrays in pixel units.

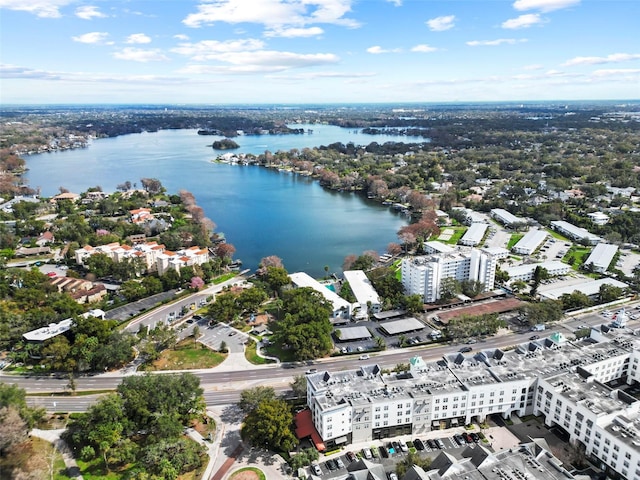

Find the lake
[[25, 125, 416, 276]]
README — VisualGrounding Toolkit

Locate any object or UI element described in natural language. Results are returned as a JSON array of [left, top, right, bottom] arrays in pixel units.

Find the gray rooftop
[[379, 317, 425, 335], [337, 326, 372, 341]]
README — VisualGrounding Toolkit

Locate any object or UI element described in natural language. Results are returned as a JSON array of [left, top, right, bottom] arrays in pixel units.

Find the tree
[[401, 294, 424, 313], [0, 406, 27, 455], [599, 283, 624, 304], [263, 266, 290, 293], [120, 280, 146, 302], [140, 178, 164, 194], [189, 276, 205, 290], [215, 242, 235, 260], [239, 386, 277, 413], [242, 398, 297, 452], [257, 255, 284, 276], [290, 375, 307, 399], [237, 286, 268, 313], [83, 253, 114, 278]]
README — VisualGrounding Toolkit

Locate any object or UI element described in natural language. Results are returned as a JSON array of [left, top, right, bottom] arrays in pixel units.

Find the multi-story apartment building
[[75, 241, 208, 275], [401, 248, 497, 303], [305, 325, 640, 480]]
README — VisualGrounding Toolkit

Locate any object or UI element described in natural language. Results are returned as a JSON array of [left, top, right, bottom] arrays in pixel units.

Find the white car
[[389, 474, 399, 480], [311, 463, 322, 475], [359, 354, 370, 360]]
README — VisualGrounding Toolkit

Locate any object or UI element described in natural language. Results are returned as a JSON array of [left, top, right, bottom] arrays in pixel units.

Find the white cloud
[[269, 71, 376, 80], [502, 14, 542, 29], [178, 50, 339, 74], [366, 46, 401, 54], [513, 0, 580, 13], [591, 68, 640, 78], [563, 53, 640, 66], [75, 6, 107, 20], [0, 0, 72, 18], [467, 38, 527, 47], [112, 48, 169, 62], [426, 15, 455, 32], [183, 0, 359, 29], [411, 44, 437, 53], [72, 32, 111, 44], [0, 63, 62, 79], [172, 39, 265, 60], [126, 33, 152, 44], [174, 34, 190, 41], [387, 0, 402, 6], [523, 64, 544, 70], [264, 26, 324, 38]]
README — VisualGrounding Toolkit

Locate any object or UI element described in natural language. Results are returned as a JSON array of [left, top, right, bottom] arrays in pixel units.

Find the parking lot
[[197, 322, 248, 353], [308, 424, 515, 478]]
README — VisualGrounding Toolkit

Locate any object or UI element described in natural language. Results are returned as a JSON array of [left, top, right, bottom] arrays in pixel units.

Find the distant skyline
[[1, 0, 639, 104]]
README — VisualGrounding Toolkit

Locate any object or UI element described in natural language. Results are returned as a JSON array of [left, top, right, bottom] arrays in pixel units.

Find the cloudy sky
[[1, 0, 639, 104]]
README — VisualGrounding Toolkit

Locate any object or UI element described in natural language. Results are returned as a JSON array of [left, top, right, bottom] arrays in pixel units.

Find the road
[[12, 300, 640, 412]]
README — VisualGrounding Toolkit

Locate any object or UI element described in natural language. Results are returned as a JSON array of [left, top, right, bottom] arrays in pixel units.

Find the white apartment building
[[305, 326, 640, 480], [401, 248, 497, 303], [76, 241, 208, 275], [343, 270, 381, 317], [459, 222, 488, 247], [156, 246, 210, 276], [289, 272, 352, 319], [511, 229, 547, 255], [550, 220, 602, 245], [490, 208, 524, 227], [584, 243, 618, 273], [503, 261, 570, 282], [75, 241, 166, 271]]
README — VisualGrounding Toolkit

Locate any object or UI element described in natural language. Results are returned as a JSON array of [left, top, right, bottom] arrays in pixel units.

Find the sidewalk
[[30, 428, 83, 479]]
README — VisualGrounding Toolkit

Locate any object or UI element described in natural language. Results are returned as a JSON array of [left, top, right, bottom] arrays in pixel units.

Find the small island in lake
[[211, 138, 240, 150]]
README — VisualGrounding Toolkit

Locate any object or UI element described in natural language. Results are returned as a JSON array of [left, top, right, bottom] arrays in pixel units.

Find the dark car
[[346, 451, 356, 462], [470, 432, 480, 443], [459, 346, 473, 353], [391, 441, 400, 452], [463, 432, 474, 443], [454, 434, 466, 445], [426, 439, 436, 449], [379, 445, 389, 458], [414, 438, 425, 451], [530, 335, 539, 340], [325, 459, 337, 471]]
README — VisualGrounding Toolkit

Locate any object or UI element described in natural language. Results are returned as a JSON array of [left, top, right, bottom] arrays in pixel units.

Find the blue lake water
[[25, 125, 416, 276]]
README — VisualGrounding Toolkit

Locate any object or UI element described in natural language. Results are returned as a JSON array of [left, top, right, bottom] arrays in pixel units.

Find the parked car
[[426, 439, 437, 449], [346, 451, 356, 462], [335, 458, 345, 469], [389, 473, 399, 480], [398, 440, 409, 452], [454, 434, 466, 446], [459, 346, 473, 353], [379, 445, 389, 458], [311, 463, 322, 475], [414, 438, 425, 451], [392, 441, 400, 452], [436, 439, 445, 449], [470, 432, 480, 442], [363, 448, 373, 460], [463, 432, 474, 443], [325, 459, 337, 471], [371, 446, 379, 458]]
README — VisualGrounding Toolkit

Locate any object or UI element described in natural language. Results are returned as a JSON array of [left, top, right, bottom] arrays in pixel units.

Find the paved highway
[[11, 300, 640, 412]]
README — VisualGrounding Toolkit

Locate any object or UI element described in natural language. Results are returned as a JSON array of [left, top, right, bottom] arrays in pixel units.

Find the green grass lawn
[[507, 233, 524, 250], [440, 227, 467, 245], [230, 467, 266, 480], [213, 272, 236, 284], [245, 339, 275, 365], [563, 246, 591, 269], [141, 339, 226, 371]]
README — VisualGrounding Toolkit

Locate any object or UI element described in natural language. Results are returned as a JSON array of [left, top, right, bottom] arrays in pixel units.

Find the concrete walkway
[[30, 428, 83, 479]]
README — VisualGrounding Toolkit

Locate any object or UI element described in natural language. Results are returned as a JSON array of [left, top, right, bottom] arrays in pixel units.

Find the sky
[[1, 0, 639, 104]]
